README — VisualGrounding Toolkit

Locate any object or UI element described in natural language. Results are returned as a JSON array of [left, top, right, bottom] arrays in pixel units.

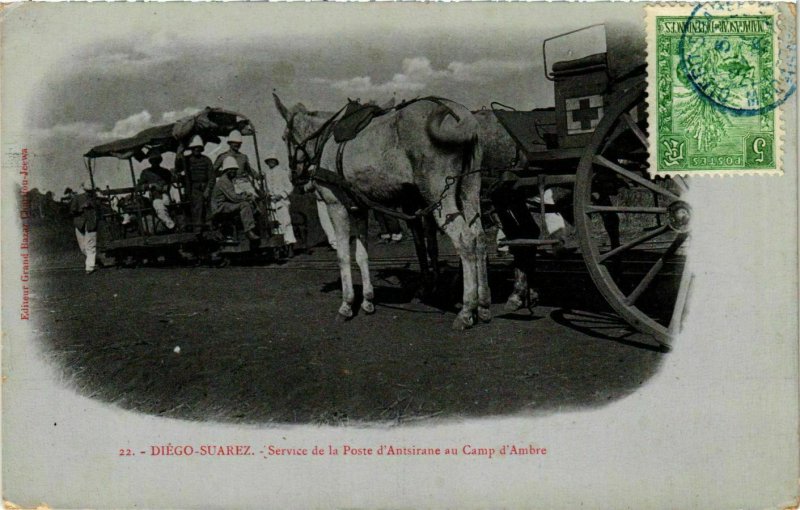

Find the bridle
[[283, 105, 348, 187]]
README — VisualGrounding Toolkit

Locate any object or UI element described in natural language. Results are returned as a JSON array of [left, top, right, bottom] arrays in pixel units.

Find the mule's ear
[[273, 93, 290, 121]]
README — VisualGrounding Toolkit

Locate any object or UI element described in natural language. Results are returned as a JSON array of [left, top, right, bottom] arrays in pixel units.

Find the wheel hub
[[667, 200, 691, 233]]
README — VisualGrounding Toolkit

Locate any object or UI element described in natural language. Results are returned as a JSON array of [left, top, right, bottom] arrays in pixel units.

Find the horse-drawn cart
[[489, 25, 691, 346], [84, 107, 288, 266]]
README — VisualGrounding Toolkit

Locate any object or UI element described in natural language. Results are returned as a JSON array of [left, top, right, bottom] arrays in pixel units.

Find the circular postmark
[[678, 3, 796, 116]]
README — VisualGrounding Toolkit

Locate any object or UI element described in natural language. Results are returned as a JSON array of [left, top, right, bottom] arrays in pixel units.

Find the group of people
[[138, 130, 298, 245], [69, 130, 298, 273]]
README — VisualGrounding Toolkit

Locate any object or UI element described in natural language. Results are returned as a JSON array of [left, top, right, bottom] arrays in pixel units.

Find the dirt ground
[[29, 234, 666, 426]]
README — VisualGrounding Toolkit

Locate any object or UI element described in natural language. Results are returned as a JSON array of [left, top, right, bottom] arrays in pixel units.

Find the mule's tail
[[425, 104, 480, 146], [455, 132, 482, 214]]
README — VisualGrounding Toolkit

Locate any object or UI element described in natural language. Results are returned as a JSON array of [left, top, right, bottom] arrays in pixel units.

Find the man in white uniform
[[264, 157, 297, 255], [69, 181, 98, 274]]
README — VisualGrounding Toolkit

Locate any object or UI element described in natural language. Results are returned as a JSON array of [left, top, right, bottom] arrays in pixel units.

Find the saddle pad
[[333, 103, 384, 143]]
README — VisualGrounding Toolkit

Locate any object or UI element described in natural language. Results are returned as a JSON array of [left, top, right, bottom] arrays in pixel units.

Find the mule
[[273, 94, 491, 330]]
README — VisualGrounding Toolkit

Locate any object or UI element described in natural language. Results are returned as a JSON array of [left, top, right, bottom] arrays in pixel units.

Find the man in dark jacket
[[138, 150, 176, 230], [212, 130, 258, 197], [210, 156, 260, 240], [69, 182, 98, 274], [181, 136, 215, 232]]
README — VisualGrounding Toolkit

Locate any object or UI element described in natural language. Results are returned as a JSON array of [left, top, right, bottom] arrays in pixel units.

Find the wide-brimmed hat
[[221, 156, 239, 171], [264, 157, 280, 167], [188, 135, 204, 149], [227, 130, 243, 145]]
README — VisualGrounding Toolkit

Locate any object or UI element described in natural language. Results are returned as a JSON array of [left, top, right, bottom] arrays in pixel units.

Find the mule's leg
[[460, 171, 491, 322], [472, 216, 492, 322], [327, 202, 355, 320], [505, 266, 529, 312], [506, 249, 540, 312], [434, 207, 479, 330], [353, 212, 375, 315], [424, 213, 440, 281], [408, 217, 433, 300]]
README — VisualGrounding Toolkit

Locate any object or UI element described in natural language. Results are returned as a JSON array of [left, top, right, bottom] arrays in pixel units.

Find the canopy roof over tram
[[84, 107, 255, 162]]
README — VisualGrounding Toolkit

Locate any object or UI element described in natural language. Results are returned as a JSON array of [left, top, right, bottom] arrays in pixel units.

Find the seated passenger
[[213, 130, 258, 197], [211, 156, 260, 241], [138, 150, 176, 231]]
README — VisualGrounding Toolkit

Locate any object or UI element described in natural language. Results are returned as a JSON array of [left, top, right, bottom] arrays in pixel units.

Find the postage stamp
[[646, 3, 795, 176]]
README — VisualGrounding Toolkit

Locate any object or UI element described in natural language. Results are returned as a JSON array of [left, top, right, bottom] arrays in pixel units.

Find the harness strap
[[298, 96, 470, 221], [335, 142, 347, 179], [314, 166, 422, 221]]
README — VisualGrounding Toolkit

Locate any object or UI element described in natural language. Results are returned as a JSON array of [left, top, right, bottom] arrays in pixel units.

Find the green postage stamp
[[646, 3, 795, 176]]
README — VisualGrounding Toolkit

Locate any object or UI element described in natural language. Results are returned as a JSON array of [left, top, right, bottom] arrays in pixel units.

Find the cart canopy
[[84, 107, 255, 161]]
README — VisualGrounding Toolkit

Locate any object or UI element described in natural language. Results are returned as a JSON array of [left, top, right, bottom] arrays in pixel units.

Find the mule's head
[[273, 93, 326, 187]]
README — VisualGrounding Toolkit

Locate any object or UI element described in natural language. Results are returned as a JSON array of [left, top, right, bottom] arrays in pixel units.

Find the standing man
[[70, 181, 98, 274], [210, 156, 260, 241], [181, 135, 215, 232], [138, 150, 176, 231], [213, 130, 258, 197], [264, 157, 296, 256]]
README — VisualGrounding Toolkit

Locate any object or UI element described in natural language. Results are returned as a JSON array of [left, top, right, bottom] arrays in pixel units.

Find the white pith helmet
[[188, 135, 204, 149], [221, 156, 239, 171], [227, 130, 243, 144]]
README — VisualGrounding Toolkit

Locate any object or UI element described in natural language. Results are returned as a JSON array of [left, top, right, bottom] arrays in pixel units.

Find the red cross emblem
[[566, 95, 604, 134]]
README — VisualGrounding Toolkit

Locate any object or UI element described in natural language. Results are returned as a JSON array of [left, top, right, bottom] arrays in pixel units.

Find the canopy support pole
[[128, 157, 137, 188], [251, 132, 267, 197], [129, 158, 147, 236], [87, 158, 96, 191]]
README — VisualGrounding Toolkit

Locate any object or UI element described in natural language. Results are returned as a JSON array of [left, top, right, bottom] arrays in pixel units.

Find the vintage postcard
[[1, 2, 797, 509]]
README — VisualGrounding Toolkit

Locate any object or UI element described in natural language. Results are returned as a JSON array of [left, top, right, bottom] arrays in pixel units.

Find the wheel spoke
[[585, 205, 668, 214], [668, 268, 694, 336], [600, 122, 627, 154], [599, 225, 670, 263], [594, 155, 681, 201], [672, 175, 689, 194], [621, 112, 649, 149], [624, 233, 687, 306]]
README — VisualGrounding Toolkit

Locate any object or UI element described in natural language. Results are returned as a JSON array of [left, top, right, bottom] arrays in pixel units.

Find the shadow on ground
[[31, 258, 667, 426]]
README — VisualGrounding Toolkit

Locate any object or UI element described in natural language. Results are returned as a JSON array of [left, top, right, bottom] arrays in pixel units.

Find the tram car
[[84, 107, 288, 266]]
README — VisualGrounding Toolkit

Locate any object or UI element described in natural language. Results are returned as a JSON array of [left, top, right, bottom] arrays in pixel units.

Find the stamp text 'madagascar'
[[659, 18, 771, 35]]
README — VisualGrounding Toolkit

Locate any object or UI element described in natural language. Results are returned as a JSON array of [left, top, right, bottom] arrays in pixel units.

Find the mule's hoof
[[528, 290, 540, 308], [504, 294, 524, 312], [477, 306, 492, 323], [337, 303, 354, 321], [361, 301, 375, 315], [413, 288, 434, 304], [452, 313, 475, 331]]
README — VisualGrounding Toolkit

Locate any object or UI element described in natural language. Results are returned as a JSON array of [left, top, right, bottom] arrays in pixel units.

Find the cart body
[[488, 25, 690, 346]]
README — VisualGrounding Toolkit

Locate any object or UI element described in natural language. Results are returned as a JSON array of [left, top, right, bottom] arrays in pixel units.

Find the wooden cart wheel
[[574, 82, 691, 347]]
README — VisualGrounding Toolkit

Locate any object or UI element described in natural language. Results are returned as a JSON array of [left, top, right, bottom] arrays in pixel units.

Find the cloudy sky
[[2, 2, 643, 193]]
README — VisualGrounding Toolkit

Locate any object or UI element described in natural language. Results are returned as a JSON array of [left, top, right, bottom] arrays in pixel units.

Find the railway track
[[32, 250, 684, 276]]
